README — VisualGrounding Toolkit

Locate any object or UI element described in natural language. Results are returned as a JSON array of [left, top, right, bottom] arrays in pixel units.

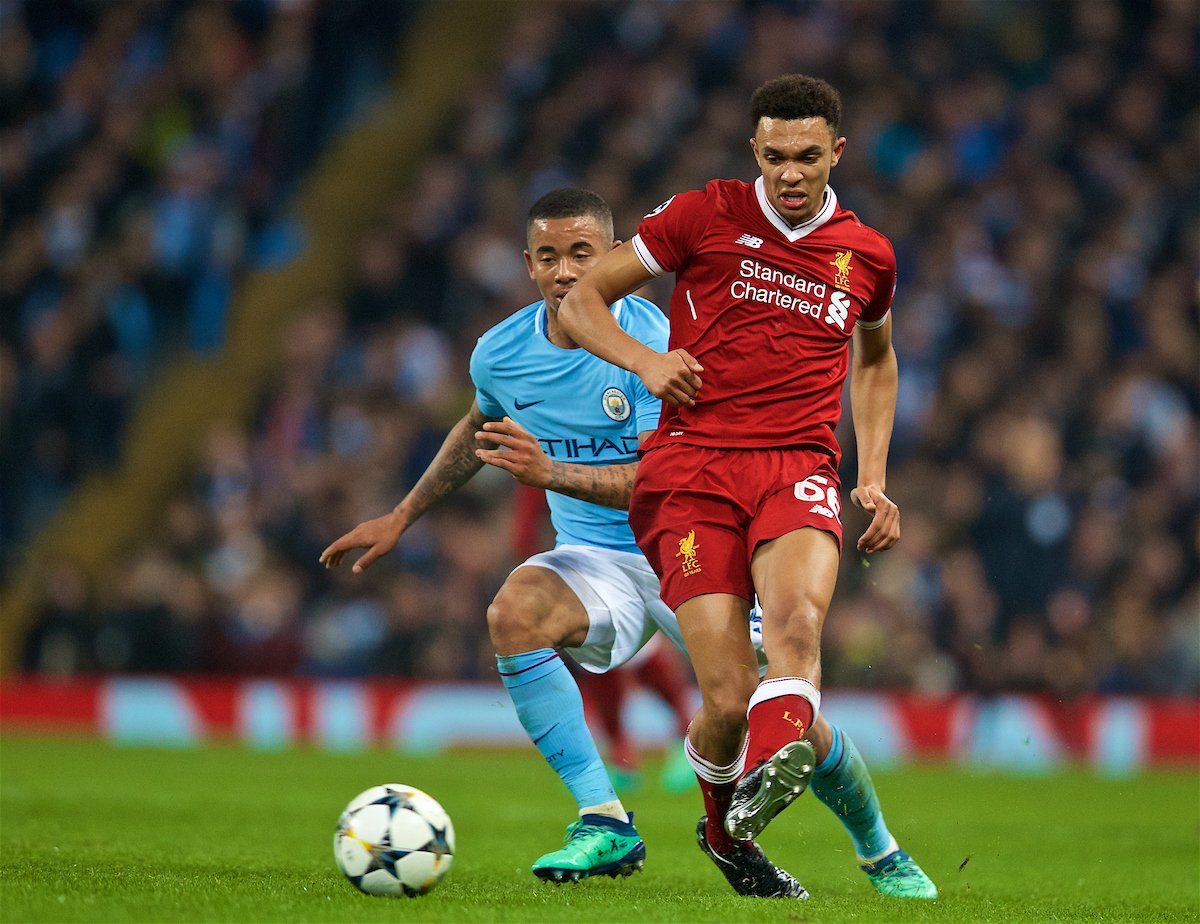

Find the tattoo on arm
[[546, 461, 637, 510], [395, 409, 495, 525]]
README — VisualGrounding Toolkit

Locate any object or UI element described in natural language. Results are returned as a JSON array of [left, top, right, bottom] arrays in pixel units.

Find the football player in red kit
[[559, 75, 936, 900]]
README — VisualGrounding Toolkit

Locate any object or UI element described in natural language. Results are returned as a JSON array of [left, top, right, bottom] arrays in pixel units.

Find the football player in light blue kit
[[322, 189, 696, 882]]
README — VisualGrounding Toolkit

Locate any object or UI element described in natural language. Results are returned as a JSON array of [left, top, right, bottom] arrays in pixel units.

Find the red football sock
[[686, 732, 751, 856], [745, 693, 814, 770], [700, 779, 745, 856]]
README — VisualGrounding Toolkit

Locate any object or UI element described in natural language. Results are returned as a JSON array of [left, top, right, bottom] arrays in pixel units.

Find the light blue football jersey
[[470, 295, 668, 553]]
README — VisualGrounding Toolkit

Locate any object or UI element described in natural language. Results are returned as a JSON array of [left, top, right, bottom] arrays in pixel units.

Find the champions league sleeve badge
[[644, 195, 675, 218], [602, 387, 632, 421]]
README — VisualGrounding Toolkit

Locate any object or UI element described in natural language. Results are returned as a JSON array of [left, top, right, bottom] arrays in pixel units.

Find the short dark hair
[[526, 188, 614, 246], [750, 74, 842, 134]]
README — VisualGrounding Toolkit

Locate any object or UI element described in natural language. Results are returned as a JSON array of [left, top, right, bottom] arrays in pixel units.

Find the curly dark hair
[[526, 188, 614, 245], [750, 74, 842, 134]]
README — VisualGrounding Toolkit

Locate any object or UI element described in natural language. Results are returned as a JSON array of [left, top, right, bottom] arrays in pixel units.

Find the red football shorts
[[629, 444, 843, 611]]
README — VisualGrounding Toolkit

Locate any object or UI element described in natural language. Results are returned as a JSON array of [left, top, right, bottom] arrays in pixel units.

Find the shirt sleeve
[[857, 239, 897, 329], [632, 376, 663, 435], [632, 185, 713, 276], [468, 339, 505, 417], [621, 299, 669, 433]]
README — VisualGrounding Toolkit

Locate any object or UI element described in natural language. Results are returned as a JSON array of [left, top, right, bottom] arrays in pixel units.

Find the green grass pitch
[[1, 737, 1196, 923]]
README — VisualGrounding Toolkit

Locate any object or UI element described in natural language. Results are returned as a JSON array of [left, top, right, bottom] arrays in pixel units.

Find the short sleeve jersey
[[631, 178, 896, 461], [470, 295, 668, 553]]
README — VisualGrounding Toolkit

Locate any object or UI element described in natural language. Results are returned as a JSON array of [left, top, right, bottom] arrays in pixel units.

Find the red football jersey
[[632, 177, 896, 460]]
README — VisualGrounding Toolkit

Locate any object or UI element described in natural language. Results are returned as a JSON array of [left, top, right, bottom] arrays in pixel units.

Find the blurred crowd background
[[6, 0, 1198, 697]]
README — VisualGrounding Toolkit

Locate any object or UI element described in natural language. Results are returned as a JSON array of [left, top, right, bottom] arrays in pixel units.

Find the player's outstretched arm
[[320, 401, 498, 572], [475, 418, 652, 510], [850, 317, 900, 554], [559, 243, 704, 407]]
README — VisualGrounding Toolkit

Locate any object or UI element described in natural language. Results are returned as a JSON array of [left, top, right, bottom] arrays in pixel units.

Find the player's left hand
[[851, 484, 899, 553], [475, 417, 553, 489]]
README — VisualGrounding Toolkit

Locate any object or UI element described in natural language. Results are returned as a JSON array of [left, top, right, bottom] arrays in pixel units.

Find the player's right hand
[[851, 485, 900, 553], [319, 514, 403, 573], [638, 348, 703, 407]]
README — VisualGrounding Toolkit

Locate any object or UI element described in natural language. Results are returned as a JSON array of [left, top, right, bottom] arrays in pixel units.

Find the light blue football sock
[[497, 649, 617, 811], [810, 723, 895, 861]]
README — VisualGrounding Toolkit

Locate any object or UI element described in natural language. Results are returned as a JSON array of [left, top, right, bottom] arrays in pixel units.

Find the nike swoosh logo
[[514, 400, 543, 410]]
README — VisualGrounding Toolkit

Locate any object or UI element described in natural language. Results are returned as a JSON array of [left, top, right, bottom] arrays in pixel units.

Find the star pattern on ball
[[335, 784, 455, 896], [424, 825, 452, 860]]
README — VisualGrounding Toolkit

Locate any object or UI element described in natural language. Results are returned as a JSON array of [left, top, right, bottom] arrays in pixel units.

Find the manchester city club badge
[[602, 387, 631, 421]]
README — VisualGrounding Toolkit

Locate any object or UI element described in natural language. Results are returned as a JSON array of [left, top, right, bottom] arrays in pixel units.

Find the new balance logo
[[735, 233, 763, 249]]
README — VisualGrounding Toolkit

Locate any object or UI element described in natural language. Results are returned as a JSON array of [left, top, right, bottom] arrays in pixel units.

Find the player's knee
[[486, 586, 543, 652], [488, 575, 574, 654]]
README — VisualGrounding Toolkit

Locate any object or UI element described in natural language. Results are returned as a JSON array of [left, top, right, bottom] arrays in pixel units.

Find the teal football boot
[[862, 849, 938, 898], [532, 813, 645, 883]]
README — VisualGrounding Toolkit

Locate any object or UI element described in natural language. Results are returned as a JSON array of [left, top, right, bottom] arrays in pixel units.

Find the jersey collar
[[754, 176, 838, 242]]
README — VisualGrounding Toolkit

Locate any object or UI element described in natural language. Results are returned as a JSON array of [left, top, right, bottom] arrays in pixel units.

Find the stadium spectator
[[1, 0, 409, 568], [10, 1, 1197, 706]]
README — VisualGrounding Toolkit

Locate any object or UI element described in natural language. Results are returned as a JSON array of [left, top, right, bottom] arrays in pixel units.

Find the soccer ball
[[333, 784, 455, 896]]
